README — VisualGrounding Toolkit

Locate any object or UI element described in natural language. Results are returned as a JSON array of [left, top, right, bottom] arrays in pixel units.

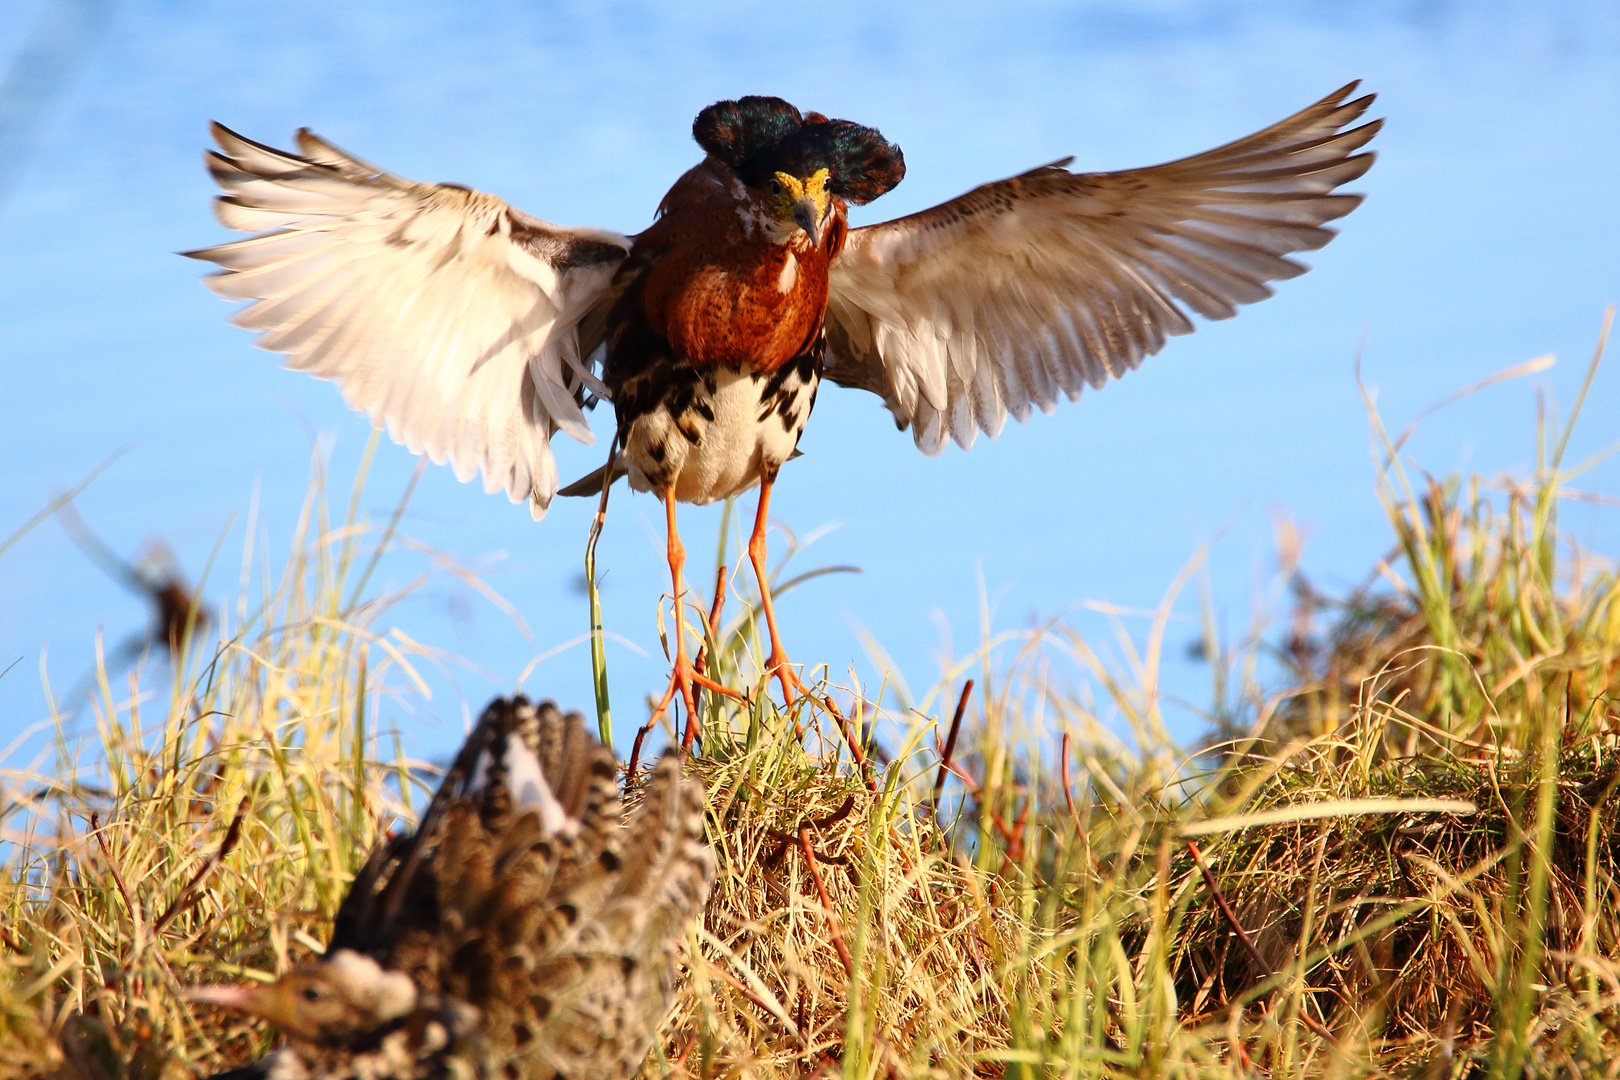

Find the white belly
[[623, 362, 817, 504]]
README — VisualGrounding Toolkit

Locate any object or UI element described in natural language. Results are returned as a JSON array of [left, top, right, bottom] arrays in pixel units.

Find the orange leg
[[648, 488, 745, 750], [748, 472, 807, 704]]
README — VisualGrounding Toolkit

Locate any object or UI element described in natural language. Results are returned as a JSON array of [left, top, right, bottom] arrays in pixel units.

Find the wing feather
[[826, 82, 1379, 452], [188, 123, 630, 516]]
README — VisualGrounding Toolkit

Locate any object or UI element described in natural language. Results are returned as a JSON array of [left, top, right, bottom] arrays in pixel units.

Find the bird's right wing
[[188, 124, 631, 518]]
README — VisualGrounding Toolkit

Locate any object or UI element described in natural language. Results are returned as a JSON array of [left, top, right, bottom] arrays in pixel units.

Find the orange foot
[[652, 489, 748, 752], [762, 645, 808, 704], [649, 654, 747, 752], [747, 472, 810, 707]]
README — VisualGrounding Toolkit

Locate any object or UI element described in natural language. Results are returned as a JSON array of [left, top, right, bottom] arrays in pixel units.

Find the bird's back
[[196, 696, 713, 1080]]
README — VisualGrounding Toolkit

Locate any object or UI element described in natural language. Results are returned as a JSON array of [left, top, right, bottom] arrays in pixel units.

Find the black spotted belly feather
[[616, 345, 820, 504]]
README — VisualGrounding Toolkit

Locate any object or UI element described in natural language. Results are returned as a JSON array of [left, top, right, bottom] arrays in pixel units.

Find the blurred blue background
[[1, 0, 1616, 764]]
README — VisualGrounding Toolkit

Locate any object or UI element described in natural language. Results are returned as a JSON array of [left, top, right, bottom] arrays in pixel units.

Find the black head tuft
[[692, 98, 905, 205], [807, 118, 905, 205], [693, 97, 804, 171]]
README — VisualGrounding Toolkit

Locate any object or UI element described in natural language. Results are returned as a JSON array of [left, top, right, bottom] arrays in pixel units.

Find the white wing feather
[[189, 124, 630, 517], [825, 82, 1380, 455]]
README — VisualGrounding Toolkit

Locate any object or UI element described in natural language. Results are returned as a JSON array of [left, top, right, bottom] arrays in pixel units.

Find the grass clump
[[2, 312, 1619, 1079], [0, 441, 438, 1080]]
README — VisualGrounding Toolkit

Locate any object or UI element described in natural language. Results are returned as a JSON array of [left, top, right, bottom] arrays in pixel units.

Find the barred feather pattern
[[195, 696, 713, 1080]]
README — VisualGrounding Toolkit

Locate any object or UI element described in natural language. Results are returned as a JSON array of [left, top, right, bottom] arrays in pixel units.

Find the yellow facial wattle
[[772, 168, 831, 222]]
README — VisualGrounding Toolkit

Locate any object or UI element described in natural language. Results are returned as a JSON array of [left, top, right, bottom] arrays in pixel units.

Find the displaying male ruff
[[190, 84, 1379, 735], [186, 696, 714, 1080]]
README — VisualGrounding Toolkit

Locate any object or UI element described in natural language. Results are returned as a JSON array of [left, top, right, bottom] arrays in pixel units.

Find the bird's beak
[[792, 197, 824, 247], [184, 982, 297, 1030]]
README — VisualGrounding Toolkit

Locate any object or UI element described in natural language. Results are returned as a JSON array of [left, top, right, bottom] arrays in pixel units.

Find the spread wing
[[188, 124, 631, 517], [824, 82, 1380, 454]]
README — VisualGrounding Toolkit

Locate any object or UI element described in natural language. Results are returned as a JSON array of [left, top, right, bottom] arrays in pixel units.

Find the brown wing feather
[[824, 81, 1380, 454], [514, 752, 714, 1080]]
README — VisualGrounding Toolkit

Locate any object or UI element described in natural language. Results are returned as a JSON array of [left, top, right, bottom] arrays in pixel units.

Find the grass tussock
[[3, 311, 1620, 1080]]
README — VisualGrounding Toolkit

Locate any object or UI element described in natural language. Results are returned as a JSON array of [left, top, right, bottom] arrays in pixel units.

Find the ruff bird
[[187, 696, 714, 1080], [190, 83, 1379, 730]]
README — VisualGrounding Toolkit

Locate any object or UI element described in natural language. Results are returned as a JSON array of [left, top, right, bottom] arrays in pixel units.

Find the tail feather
[[556, 459, 629, 498], [558, 447, 801, 498], [510, 751, 715, 1080]]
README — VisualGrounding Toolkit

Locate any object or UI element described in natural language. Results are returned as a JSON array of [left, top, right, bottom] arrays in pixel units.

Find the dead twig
[[798, 824, 854, 976], [152, 795, 250, 937], [762, 796, 857, 867], [932, 679, 974, 808]]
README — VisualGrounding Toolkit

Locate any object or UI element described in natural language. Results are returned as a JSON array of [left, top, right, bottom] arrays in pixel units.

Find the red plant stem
[[799, 824, 854, 976], [994, 797, 1032, 879], [1185, 840, 1266, 972], [989, 799, 1027, 850], [1008, 797, 1029, 860], [822, 695, 877, 791], [626, 721, 655, 780], [809, 795, 857, 832], [1061, 731, 1084, 836], [940, 760, 979, 792], [89, 812, 138, 926], [706, 959, 807, 1046], [693, 564, 728, 677], [932, 679, 974, 807], [761, 797, 858, 866], [1185, 839, 1342, 1049], [153, 795, 250, 936]]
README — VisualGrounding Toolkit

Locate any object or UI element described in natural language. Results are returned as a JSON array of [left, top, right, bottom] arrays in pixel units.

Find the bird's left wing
[[188, 124, 631, 517], [824, 82, 1379, 455]]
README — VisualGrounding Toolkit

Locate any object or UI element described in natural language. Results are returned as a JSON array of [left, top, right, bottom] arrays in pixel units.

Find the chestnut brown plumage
[[186, 696, 714, 1080]]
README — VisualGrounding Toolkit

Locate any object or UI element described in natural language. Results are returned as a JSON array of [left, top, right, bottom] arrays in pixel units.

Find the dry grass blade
[[1180, 797, 1478, 836]]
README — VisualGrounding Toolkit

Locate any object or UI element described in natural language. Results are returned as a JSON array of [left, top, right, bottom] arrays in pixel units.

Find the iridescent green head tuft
[[692, 96, 905, 206]]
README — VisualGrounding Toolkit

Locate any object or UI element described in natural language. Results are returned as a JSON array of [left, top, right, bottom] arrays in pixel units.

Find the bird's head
[[184, 949, 417, 1044], [693, 95, 905, 247]]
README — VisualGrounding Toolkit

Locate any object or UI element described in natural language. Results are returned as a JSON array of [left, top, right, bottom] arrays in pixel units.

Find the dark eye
[[768, 178, 783, 196], [301, 987, 324, 1002]]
